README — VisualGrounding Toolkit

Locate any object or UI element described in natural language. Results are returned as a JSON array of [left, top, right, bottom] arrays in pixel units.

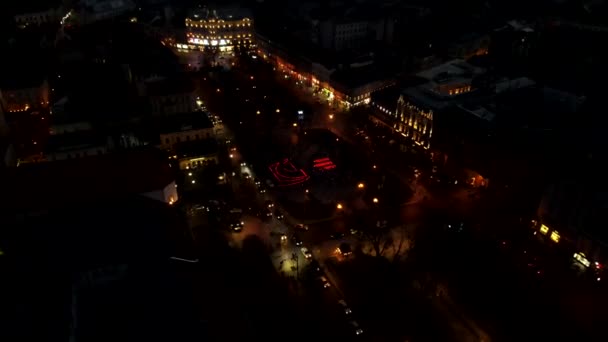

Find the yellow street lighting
[[305, 189, 309, 193], [276, 108, 280, 113], [188, 172, 193, 176], [256, 110, 261, 115], [293, 123, 298, 127], [357, 183, 365, 189], [329, 114, 334, 120], [337, 203, 343, 210], [372, 198, 379, 203], [229, 154, 234, 158], [191, 180, 196, 184]]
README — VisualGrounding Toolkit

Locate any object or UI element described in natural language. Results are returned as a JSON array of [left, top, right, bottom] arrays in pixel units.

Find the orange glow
[[337, 203, 343, 210], [357, 183, 365, 189]]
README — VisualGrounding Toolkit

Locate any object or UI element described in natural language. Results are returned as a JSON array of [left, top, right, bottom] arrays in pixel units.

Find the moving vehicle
[[319, 276, 331, 288], [349, 320, 363, 335], [295, 223, 309, 231], [265, 200, 274, 209], [275, 210, 284, 220], [338, 299, 352, 315], [293, 234, 303, 246]]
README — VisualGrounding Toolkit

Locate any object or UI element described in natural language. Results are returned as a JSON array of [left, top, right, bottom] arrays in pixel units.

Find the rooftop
[[188, 6, 252, 21], [175, 139, 218, 158], [330, 64, 392, 90], [146, 76, 195, 97], [158, 112, 214, 134], [0, 149, 174, 211], [45, 131, 108, 154], [416, 59, 484, 83]]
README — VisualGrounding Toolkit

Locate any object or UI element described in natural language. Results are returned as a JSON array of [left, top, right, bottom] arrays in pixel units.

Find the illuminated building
[[0, 76, 50, 113], [256, 33, 393, 108], [395, 96, 433, 149], [183, 7, 254, 53], [174, 139, 218, 170]]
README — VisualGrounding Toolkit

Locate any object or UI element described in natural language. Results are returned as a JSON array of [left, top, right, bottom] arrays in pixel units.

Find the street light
[[229, 154, 234, 158], [293, 123, 298, 127], [256, 110, 261, 115], [191, 180, 196, 184], [337, 203, 343, 210], [276, 108, 281, 113], [329, 114, 334, 120], [357, 183, 365, 189], [305, 189, 309, 193], [372, 197, 379, 203], [188, 172, 193, 176]]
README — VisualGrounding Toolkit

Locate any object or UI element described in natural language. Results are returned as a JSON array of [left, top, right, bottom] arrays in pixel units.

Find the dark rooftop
[[45, 131, 108, 154], [175, 138, 218, 158], [146, 76, 195, 97], [331, 64, 392, 90], [0, 148, 175, 211], [158, 112, 214, 134]]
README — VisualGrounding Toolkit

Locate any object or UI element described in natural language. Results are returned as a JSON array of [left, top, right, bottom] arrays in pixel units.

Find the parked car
[[301, 247, 312, 259], [275, 210, 284, 220], [338, 243, 352, 256], [293, 234, 303, 246], [331, 231, 345, 239]]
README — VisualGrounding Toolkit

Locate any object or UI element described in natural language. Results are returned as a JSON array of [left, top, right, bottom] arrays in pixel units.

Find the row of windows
[[164, 132, 211, 145], [186, 22, 251, 29], [50, 149, 105, 160], [16, 14, 53, 23]]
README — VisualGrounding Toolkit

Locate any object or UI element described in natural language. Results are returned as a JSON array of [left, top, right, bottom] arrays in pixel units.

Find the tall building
[[183, 7, 254, 53]]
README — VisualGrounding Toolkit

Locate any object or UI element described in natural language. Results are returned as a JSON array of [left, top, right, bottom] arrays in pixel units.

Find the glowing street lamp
[[188, 172, 193, 176], [191, 180, 196, 184], [357, 183, 365, 189], [372, 197, 379, 204], [337, 203, 343, 210], [305, 189, 309, 193], [229, 154, 234, 158], [292, 123, 298, 127], [329, 114, 334, 120], [276, 108, 281, 113], [256, 110, 261, 115]]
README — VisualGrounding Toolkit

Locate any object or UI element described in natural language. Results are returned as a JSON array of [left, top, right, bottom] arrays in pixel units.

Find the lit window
[[550, 231, 560, 243], [540, 224, 549, 235]]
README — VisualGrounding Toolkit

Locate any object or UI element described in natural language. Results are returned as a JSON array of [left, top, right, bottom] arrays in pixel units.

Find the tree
[[350, 208, 413, 260]]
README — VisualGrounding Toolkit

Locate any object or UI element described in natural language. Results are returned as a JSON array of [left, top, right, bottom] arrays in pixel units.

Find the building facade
[[183, 8, 254, 53], [1, 79, 50, 113], [15, 7, 61, 27], [158, 112, 215, 150], [394, 96, 433, 148]]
